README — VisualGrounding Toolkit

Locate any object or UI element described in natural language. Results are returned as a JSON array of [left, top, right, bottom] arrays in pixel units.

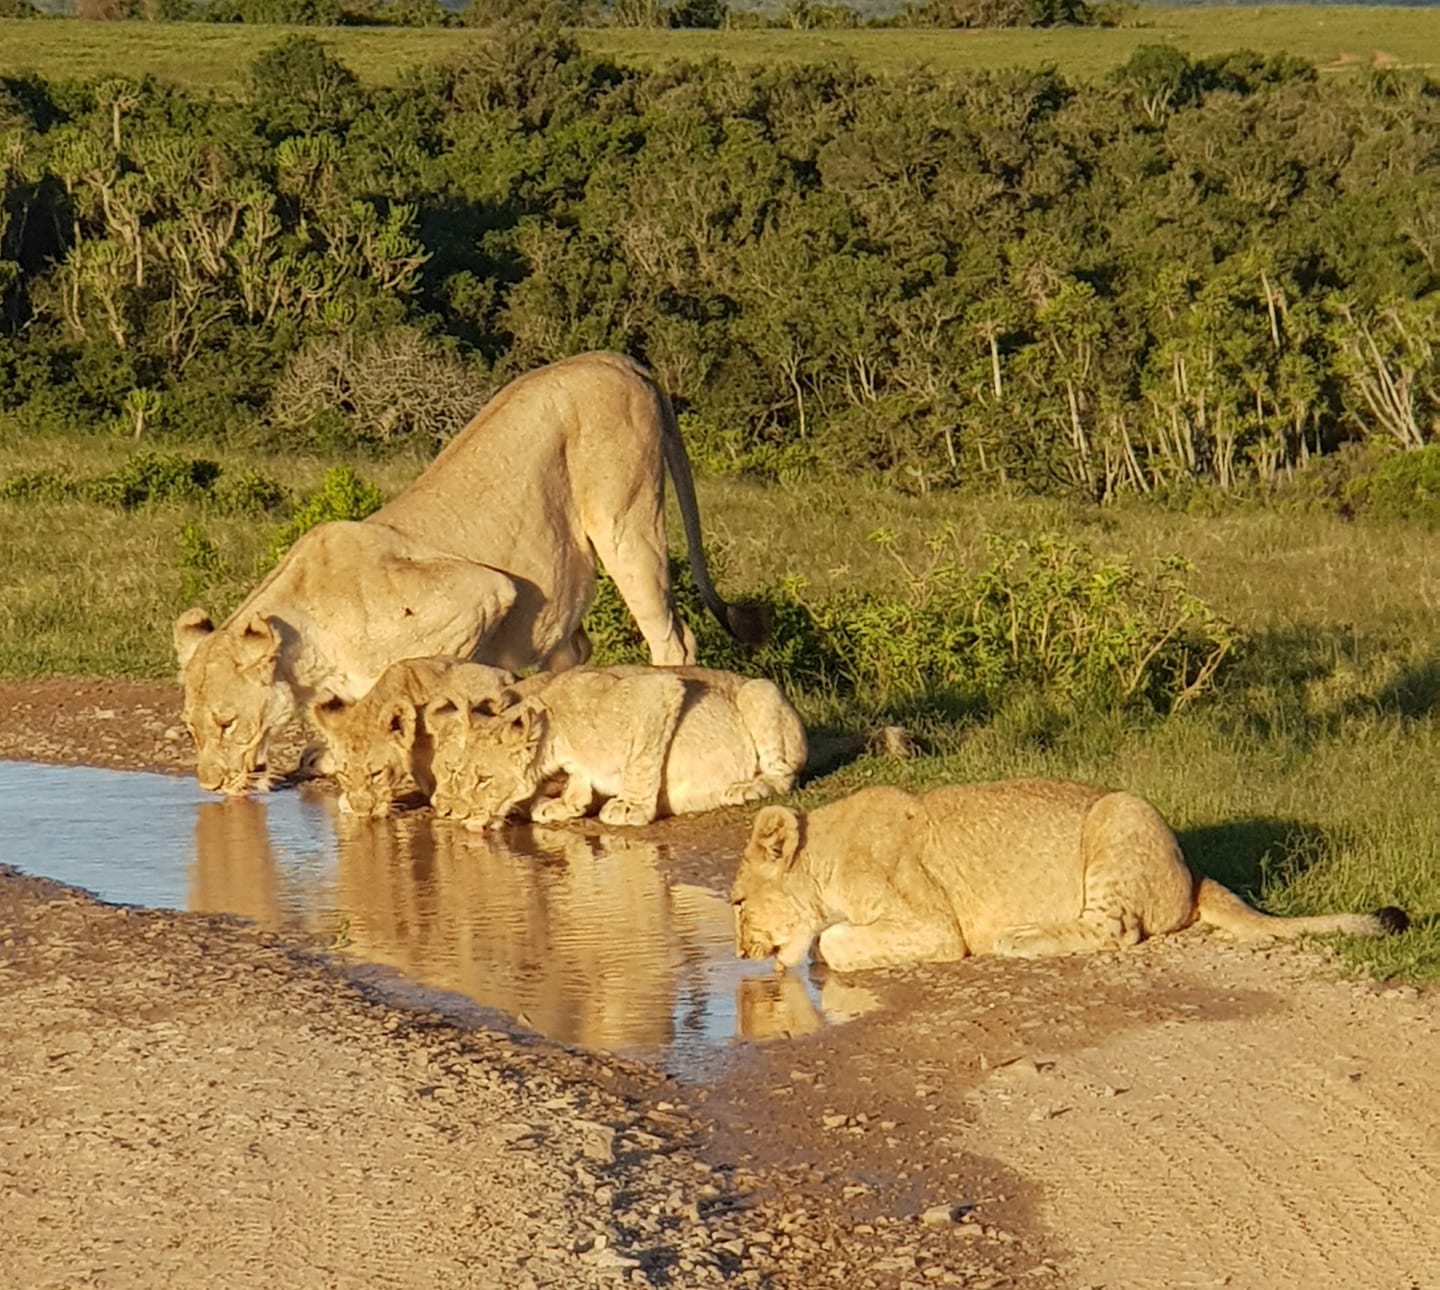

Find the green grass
[[2, 431, 1438, 981], [2, 9, 1439, 92]]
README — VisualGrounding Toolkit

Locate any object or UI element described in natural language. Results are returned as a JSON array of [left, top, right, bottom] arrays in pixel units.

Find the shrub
[[1363, 445, 1440, 524], [178, 520, 228, 604], [0, 469, 78, 503], [84, 453, 222, 510], [213, 468, 289, 515], [260, 465, 386, 570], [269, 328, 484, 448], [586, 530, 1238, 718]]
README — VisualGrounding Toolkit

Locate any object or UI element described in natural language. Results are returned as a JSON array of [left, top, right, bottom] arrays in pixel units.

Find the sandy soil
[[3, 677, 1439, 1289]]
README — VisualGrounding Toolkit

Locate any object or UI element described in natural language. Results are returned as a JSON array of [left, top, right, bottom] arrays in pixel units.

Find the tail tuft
[[1375, 905, 1410, 936], [726, 601, 773, 649]]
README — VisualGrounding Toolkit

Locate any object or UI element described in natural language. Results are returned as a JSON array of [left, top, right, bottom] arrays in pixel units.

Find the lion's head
[[429, 692, 545, 828], [310, 691, 418, 817], [731, 805, 825, 970], [175, 608, 295, 796]]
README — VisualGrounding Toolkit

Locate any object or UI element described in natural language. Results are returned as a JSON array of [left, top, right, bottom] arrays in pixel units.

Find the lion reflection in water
[[735, 972, 881, 1042], [189, 797, 309, 933], [327, 814, 739, 1053], [189, 797, 857, 1050]]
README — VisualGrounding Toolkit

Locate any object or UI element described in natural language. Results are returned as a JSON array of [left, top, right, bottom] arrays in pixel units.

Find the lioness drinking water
[[731, 779, 1408, 973], [429, 665, 808, 829]]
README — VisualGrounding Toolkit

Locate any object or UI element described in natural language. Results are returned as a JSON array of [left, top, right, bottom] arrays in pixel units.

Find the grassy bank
[[2, 432, 1437, 980], [1, 8, 1438, 91]]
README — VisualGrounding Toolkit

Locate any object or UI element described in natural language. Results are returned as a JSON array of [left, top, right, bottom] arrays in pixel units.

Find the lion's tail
[[1194, 877, 1408, 941], [657, 385, 771, 649]]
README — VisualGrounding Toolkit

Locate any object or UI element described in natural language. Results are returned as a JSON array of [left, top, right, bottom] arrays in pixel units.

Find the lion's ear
[[502, 698, 546, 749], [311, 690, 348, 732], [473, 686, 522, 718], [174, 607, 214, 671], [236, 615, 282, 678], [426, 698, 464, 736], [385, 700, 418, 748], [749, 805, 801, 871]]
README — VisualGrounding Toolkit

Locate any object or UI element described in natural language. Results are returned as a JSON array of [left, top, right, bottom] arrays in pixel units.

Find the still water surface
[[0, 761, 876, 1073]]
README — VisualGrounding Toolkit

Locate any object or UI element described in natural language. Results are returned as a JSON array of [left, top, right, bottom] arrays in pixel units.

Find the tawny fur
[[429, 665, 807, 829], [173, 352, 757, 795], [731, 779, 1406, 973]]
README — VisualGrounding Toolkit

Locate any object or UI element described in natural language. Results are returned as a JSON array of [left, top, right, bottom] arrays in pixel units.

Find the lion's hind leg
[[722, 679, 807, 805], [994, 790, 1193, 959], [596, 674, 686, 826], [992, 911, 1144, 959]]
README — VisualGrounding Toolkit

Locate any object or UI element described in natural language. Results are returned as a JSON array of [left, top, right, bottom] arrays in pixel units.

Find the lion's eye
[[215, 716, 236, 736]]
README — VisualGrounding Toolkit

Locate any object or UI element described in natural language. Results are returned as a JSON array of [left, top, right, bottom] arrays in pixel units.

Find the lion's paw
[[720, 779, 771, 807], [992, 924, 1060, 959], [598, 798, 655, 828], [533, 799, 585, 823]]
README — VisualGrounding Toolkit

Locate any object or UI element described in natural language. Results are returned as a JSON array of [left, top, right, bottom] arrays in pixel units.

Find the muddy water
[[0, 761, 876, 1071]]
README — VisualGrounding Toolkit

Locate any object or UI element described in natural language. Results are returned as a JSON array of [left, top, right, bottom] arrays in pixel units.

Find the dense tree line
[[2, 0, 1094, 30], [1, 32, 1438, 496]]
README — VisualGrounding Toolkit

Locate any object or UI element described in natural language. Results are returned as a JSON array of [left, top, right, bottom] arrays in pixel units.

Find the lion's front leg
[[531, 770, 594, 822], [816, 918, 967, 973]]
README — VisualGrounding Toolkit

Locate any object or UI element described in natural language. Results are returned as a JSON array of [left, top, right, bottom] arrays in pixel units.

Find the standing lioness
[[174, 353, 766, 795], [732, 779, 1408, 973]]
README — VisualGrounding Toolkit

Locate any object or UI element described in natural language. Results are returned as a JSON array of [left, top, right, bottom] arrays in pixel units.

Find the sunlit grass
[[2, 8, 1439, 93]]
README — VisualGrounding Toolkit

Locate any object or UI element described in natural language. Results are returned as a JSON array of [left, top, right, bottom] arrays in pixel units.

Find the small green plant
[[213, 468, 289, 515], [0, 469, 78, 503], [178, 520, 228, 603], [585, 529, 1238, 718], [260, 465, 386, 571]]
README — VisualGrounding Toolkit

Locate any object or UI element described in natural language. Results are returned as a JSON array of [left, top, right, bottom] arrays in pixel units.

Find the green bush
[[1363, 445, 1440, 524], [260, 465, 386, 571], [83, 454, 223, 511], [178, 520, 228, 604], [585, 530, 1238, 718], [0, 469, 78, 503], [213, 468, 290, 515]]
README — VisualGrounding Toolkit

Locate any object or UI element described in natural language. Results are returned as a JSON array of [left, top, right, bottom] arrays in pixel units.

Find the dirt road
[[2, 678, 1437, 1289]]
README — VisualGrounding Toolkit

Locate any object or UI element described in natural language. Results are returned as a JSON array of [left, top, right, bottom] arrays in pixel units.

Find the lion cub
[[731, 779, 1409, 973], [428, 665, 808, 829], [310, 657, 517, 816]]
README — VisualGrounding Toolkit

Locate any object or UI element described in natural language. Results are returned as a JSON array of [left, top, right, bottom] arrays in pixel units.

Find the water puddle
[[0, 761, 877, 1072]]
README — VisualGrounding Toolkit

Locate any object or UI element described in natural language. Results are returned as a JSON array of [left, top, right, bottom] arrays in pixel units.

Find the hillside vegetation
[[2, 28, 1440, 500]]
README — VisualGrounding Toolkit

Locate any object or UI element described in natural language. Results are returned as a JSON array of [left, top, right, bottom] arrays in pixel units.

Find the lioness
[[731, 780, 1408, 972], [174, 352, 766, 795], [310, 657, 518, 816], [428, 666, 808, 829]]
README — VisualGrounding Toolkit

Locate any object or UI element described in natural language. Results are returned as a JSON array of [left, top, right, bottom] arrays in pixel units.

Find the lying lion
[[731, 779, 1408, 973], [173, 352, 766, 795], [429, 665, 808, 829], [309, 657, 517, 816]]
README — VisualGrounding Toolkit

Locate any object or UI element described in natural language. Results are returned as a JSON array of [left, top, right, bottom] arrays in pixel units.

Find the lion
[[308, 657, 518, 817], [173, 352, 767, 795], [731, 779, 1409, 973], [427, 665, 808, 829]]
